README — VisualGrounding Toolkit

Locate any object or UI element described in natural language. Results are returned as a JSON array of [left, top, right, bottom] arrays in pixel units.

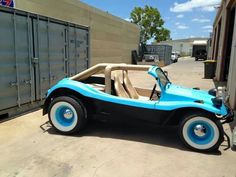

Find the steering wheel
[[149, 84, 157, 100]]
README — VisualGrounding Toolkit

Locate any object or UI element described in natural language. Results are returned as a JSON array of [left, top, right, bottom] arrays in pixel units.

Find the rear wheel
[[48, 96, 86, 134], [179, 113, 223, 152]]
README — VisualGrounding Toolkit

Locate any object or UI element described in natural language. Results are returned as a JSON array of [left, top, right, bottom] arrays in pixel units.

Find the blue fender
[[47, 78, 227, 116], [156, 84, 228, 116], [47, 79, 156, 109], [155, 101, 227, 116]]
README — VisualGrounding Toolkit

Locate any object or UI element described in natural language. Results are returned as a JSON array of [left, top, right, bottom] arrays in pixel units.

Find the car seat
[[114, 72, 130, 98], [123, 71, 149, 100]]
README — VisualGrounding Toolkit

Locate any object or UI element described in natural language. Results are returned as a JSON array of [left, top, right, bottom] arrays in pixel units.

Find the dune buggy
[[43, 63, 233, 152]]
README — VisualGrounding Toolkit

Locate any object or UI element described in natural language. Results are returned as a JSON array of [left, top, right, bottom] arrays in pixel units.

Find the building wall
[[14, 0, 140, 66], [227, 11, 236, 109], [207, 36, 213, 60], [158, 38, 208, 56], [158, 41, 192, 56], [213, 2, 227, 80], [211, 0, 236, 109]]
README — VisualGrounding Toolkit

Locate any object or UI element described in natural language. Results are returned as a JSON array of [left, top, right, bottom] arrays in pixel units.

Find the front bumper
[[219, 105, 234, 124]]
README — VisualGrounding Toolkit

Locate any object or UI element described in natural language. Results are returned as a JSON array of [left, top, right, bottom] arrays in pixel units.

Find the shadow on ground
[[0, 107, 41, 124], [41, 119, 223, 155]]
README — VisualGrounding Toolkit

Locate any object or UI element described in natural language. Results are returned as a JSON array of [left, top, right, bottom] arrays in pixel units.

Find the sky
[[80, 0, 221, 40]]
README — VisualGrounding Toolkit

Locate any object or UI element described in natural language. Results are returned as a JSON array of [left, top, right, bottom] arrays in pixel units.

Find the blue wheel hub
[[55, 106, 75, 126], [187, 121, 214, 145]]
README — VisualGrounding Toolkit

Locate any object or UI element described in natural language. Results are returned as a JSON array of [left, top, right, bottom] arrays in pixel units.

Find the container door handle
[[9, 81, 18, 87], [50, 76, 56, 80], [32, 57, 39, 65], [24, 80, 32, 85]]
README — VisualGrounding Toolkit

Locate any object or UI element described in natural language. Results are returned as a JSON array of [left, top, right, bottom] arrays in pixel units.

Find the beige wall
[[211, 0, 236, 109], [159, 40, 193, 56], [213, 1, 227, 81], [14, 0, 140, 66], [227, 8, 236, 109]]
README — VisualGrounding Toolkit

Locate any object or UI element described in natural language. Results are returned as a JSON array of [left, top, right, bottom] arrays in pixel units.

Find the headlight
[[216, 86, 226, 101]]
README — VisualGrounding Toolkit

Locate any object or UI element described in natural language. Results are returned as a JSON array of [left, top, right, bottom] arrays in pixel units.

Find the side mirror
[[164, 71, 168, 77]]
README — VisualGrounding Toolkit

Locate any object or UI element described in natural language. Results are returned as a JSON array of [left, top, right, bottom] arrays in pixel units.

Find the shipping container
[[0, 6, 89, 117]]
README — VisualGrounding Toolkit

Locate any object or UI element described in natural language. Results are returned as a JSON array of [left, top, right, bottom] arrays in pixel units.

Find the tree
[[130, 5, 170, 44]]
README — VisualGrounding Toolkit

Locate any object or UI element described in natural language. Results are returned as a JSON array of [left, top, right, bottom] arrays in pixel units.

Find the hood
[[162, 84, 214, 104]]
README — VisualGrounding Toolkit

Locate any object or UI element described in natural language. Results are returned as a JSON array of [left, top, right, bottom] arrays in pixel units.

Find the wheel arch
[[166, 107, 216, 126], [43, 88, 88, 115]]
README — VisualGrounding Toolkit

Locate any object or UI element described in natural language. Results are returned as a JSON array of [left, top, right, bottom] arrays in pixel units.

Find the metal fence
[[145, 45, 172, 66], [0, 7, 89, 116]]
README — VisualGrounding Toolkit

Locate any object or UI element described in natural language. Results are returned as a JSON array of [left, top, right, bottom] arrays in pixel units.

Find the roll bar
[[70, 63, 151, 94]]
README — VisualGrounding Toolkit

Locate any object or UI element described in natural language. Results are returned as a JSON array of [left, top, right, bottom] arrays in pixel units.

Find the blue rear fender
[[46, 79, 156, 109]]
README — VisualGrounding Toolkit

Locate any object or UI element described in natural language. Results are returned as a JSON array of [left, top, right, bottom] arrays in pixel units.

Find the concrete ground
[[0, 57, 236, 177]]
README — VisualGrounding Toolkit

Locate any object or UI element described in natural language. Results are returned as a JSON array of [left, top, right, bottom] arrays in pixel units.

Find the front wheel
[[179, 113, 224, 152], [48, 96, 86, 134]]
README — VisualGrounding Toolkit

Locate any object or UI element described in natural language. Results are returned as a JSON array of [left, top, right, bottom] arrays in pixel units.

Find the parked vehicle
[[143, 54, 159, 62], [192, 45, 207, 61], [43, 63, 234, 152], [171, 52, 179, 63]]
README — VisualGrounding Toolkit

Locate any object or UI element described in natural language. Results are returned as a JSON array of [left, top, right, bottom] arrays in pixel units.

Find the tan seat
[[123, 71, 149, 100], [114, 72, 130, 98], [87, 83, 105, 92]]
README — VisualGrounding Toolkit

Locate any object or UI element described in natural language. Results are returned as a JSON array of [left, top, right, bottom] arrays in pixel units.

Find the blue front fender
[[155, 101, 227, 116]]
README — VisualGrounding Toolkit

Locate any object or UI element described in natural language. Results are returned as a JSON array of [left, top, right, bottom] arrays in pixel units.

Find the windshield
[[156, 68, 170, 88]]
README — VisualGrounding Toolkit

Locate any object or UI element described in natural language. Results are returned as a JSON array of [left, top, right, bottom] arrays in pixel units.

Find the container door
[[68, 27, 89, 76], [68, 26, 77, 77], [0, 8, 89, 115], [0, 11, 34, 110], [33, 19, 67, 100], [75, 28, 89, 73]]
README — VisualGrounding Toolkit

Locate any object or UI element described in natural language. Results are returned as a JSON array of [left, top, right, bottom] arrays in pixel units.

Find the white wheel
[[48, 96, 86, 134], [179, 114, 223, 152], [50, 101, 78, 132]]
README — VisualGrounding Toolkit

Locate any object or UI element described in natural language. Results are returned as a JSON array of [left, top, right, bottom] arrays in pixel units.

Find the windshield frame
[[155, 68, 171, 90]]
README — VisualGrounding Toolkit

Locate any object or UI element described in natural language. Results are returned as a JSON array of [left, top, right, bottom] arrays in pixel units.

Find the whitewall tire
[[48, 96, 86, 134], [179, 113, 223, 152]]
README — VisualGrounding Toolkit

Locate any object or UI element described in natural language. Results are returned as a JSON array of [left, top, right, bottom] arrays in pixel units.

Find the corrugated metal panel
[[68, 27, 88, 76], [16, 14, 34, 105], [0, 12, 18, 110], [0, 11, 34, 110], [0, 7, 89, 116], [33, 19, 89, 100], [33, 18, 67, 100], [75, 28, 89, 73], [145, 45, 172, 65]]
